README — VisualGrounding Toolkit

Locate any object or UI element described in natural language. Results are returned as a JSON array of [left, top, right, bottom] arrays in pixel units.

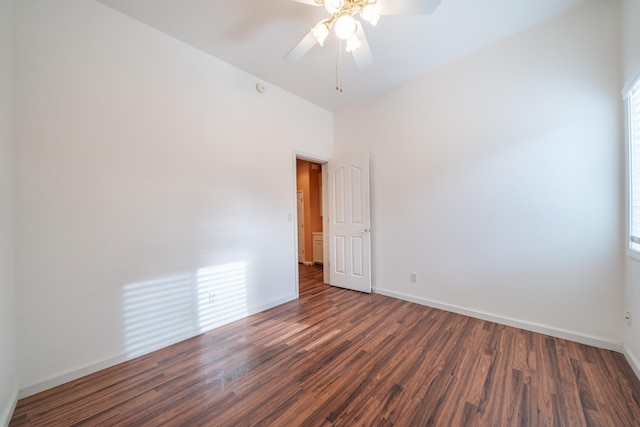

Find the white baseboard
[[1, 388, 18, 427], [623, 346, 640, 380], [373, 287, 623, 353], [18, 353, 129, 399], [19, 294, 297, 399]]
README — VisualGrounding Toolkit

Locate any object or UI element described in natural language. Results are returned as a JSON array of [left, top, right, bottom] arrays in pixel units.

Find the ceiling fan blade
[[290, 0, 322, 6], [352, 22, 373, 69], [285, 30, 318, 63], [381, 0, 441, 15]]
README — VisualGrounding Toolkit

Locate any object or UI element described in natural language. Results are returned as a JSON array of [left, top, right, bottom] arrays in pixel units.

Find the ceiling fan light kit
[[287, 0, 441, 91], [286, 0, 385, 64], [314, 0, 382, 46]]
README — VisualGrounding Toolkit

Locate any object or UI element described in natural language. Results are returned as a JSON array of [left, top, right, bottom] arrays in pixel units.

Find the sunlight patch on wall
[[196, 261, 248, 333], [122, 261, 250, 358], [123, 274, 198, 358]]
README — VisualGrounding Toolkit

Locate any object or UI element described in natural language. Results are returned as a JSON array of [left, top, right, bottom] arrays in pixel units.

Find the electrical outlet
[[410, 272, 418, 283], [626, 310, 632, 327]]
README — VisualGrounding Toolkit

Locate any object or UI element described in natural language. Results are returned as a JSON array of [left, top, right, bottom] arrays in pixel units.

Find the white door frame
[[292, 151, 329, 298], [296, 190, 305, 263]]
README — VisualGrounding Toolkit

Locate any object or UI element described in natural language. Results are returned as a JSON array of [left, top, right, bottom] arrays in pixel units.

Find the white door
[[297, 190, 305, 263], [328, 156, 371, 293]]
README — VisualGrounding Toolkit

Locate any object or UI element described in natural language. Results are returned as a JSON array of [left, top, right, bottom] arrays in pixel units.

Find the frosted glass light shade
[[334, 15, 357, 40], [345, 34, 361, 52], [312, 22, 330, 46], [362, 1, 382, 26]]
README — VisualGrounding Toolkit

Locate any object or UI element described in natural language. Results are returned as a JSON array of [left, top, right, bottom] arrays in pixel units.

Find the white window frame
[[624, 73, 640, 260]]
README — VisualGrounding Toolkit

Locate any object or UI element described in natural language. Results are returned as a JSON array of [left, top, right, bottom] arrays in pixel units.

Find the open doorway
[[295, 157, 327, 293], [294, 154, 372, 295]]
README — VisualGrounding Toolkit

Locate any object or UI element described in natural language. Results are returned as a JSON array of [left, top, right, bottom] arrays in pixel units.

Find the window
[[626, 77, 640, 255]]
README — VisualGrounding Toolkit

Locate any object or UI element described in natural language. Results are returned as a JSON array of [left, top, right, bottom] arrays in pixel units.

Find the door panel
[[328, 156, 371, 293], [351, 236, 363, 277], [333, 168, 345, 223], [351, 166, 363, 223], [335, 235, 346, 274]]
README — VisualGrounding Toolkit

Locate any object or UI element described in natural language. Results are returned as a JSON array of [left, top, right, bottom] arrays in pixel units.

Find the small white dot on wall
[[256, 83, 265, 94]]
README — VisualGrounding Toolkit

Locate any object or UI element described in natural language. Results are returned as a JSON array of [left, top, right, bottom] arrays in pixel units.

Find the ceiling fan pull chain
[[336, 39, 344, 93]]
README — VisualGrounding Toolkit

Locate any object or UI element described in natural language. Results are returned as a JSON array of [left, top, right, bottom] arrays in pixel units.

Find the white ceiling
[[97, 0, 588, 112]]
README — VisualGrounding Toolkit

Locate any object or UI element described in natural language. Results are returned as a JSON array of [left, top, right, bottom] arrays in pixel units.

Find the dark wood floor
[[10, 264, 640, 426]]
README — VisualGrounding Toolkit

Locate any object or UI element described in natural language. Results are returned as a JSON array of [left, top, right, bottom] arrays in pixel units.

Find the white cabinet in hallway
[[312, 232, 323, 265]]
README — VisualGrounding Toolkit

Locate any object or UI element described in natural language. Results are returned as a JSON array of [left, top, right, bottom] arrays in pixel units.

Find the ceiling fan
[[285, 0, 442, 71]]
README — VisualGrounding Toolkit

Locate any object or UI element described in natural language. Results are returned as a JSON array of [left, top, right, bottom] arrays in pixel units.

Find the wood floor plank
[[10, 264, 640, 426]]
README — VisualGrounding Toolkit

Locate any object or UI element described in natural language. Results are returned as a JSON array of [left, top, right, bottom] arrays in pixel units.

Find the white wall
[[13, 0, 333, 394], [623, 0, 640, 373], [0, 0, 17, 424], [335, 0, 624, 346]]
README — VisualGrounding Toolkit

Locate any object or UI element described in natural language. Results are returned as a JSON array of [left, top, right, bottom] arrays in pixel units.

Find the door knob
[[361, 228, 370, 234]]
